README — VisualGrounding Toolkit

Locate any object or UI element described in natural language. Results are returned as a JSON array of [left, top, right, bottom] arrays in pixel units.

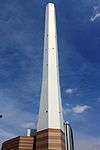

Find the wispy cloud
[[72, 105, 91, 114], [21, 115, 38, 129], [64, 104, 91, 115], [0, 129, 15, 141], [75, 132, 100, 150], [0, 129, 16, 149], [97, 97, 100, 103], [90, 6, 100, 22], [90, 13, 100, 22], [65, 88, 77, 95], [0, 91, 37, 147]]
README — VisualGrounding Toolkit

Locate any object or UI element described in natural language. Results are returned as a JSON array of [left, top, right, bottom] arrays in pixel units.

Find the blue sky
[[0, 0, 100, 149]]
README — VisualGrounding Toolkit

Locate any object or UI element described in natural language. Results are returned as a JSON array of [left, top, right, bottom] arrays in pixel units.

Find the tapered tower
[[36, 3, 65, 150]]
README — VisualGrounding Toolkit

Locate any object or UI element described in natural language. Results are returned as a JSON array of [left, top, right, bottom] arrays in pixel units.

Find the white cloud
[[90, 13, 100, 22], [72, 105, 91, 114], [90, 6, 100, 22], [66, 103, 70, 106], [64, 104, 91, 115], [65, 88, 77, 95]]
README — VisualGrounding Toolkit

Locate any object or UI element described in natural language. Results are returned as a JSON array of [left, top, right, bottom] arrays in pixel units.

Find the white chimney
[[26, 128, 31, 136]]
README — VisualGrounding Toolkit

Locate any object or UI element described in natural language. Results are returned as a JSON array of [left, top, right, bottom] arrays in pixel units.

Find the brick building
[[2, 136, 36, 150]]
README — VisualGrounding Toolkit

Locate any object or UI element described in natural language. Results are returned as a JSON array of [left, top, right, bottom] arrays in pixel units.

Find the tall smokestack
[[36, 3, 65, 150]]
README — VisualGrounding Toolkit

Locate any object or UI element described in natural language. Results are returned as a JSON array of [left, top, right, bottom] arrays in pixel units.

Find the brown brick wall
[[36, 128, 65, 150], [2, 136, 36, 150]]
